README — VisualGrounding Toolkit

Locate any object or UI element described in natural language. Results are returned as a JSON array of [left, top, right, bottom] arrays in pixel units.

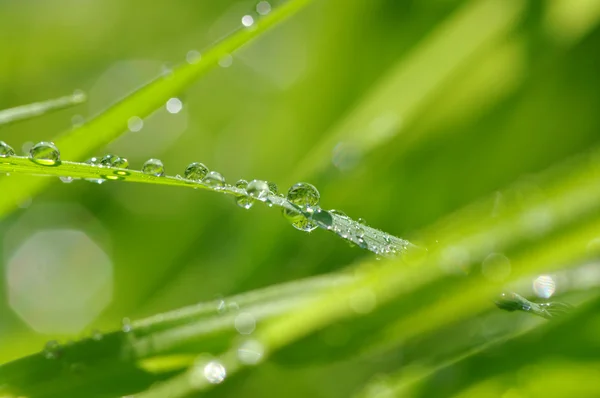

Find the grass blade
[[0, 91, 86, 126]]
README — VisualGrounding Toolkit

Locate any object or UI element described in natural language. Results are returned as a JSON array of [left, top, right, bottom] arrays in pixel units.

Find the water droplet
[[235, 179, 248, 189], [357, 217, 367, 226], [186, 50, 201, 64], [0, 141, 15, 157], [241, 15, 254, 27], [533, 275, 556, 299], [91, 330, 103, 341], [142, 159, 165, 177], [205, 171, 225, 187], [311, 209, 333, 229], [481, 253, 511, 282], [287, 182, 320, 210], [203, 361, 226, 384], [100, 154, 118, 167], [256, 1, 271, 15], [356, 236, 369, 250], [234, 312, 256, 335], [128, 116, 143, 132], [247, 180, 270, 200], [184, 162, 209, 181], [265, 181, 278, 195], [59, 176, 74, 183], [329, 209, 348, 218], [219, 54, 233, 68], [235, 195, 254, 210], [122, 317, 133, 333], [29, 142, 60, 166], [237, 339, 265, 365], [166, 97, 183, 114], [86, 157, 100, 165], [283, 209, 317, 232], [44, 340, 62, 359], [112, 157, 129, 169]]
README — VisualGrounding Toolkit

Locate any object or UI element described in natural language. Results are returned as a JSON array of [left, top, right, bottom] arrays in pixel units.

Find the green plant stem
[[0, 91, 86, 126]]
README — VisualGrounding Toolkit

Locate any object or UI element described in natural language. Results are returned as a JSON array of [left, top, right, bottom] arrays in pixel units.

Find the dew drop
[[205, 171, 225, 187], [29, 141, 61, 166], [267, 181, 278, 195], [247, 180, 270, 200], [357, 217, 367, 226], [142, 158, 165, 177], [241, 15, 254, 27], [283, 208, 318, 232], [59, 176, 74, 183], [99, 154, 118, 167], [91, 330, 103, 341], [356, 236, 369, 250], [256, 1, 272, 15], [166, 97, 183, 114], [122, 317, 133, 333], [127, 116, 143, 132], [184, 162, 209, 181], [219, 54, 233, 68], [237, 339, 265, 365], [287, 182, 320, 210], [0, 141, 15, 157], [112, 157, 129, 169], [86, 157, 100, 165], [44, 340, 62, 359], [235, 196, 254, 210], [235, 179, 248, 189], [203, 361, 226, 384], [186, 50, 201, 64], [329, 209, 348, 218], [533, 275, 556, 299], [311, 208, 333, 229]]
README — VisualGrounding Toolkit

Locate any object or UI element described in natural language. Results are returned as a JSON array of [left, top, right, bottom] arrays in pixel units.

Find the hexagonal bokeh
[[6, 229, 113, 334]]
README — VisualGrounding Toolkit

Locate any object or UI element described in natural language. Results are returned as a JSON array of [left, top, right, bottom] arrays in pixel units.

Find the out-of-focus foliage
[[1, 0, 600, 396]]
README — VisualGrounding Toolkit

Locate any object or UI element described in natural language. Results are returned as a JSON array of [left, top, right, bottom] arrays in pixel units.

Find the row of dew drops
[[1, 140, 404, 255]]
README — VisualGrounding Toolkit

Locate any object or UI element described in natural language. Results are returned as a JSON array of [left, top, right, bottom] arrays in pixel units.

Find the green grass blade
[[0, 0, 314, 219], [0, 91, 86, 126]]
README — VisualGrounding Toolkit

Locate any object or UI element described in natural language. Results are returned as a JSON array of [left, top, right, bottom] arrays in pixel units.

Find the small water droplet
[[0, 141, 15, 157], [112, 157, 129, 169], [287, 182, 320, 210], [329, 209, 347, 218], [237, 339, 265, 365], [122, 317, 133, 333], [241, 14, 254, 27], [59, 176, 74, 183], [247, 180, 270, 200], [128, 116, 143, 132], [235, 195, 254, 210], [219, 54, 233, 68], [356, 236, 369, 250], [100, 154, 118, 167], [44, 340, 62, 359], [234, 312, 256, 335], [205, 171, 225, 187], [86, 157, 99, 165], [311, 208, 333, 229], [256, 1, 271, 15], [216, 300, 227, 313], [203, 361, 226, 384], [186, 50, 201, 64], [142, 159, 165, 177], [29, 142, 60, 166], [267, 181, 278, 195], [166, 97, 183, 114], [235, 179, 248, 189], [357, 217, 367, 226], [184, 162, 209, 181]]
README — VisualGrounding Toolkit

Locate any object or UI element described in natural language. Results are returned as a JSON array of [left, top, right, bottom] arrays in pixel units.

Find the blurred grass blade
[[293, 0, 524, 180], [0, 91, 86, 126], [0, 0, 314, 219]]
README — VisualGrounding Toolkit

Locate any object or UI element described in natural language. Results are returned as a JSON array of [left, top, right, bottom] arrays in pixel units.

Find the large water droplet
[[29, 142, 60, 166], [205, 171, 225, 187], [112, 157, 129, 169], [247, 180, 269, 200], [203, 361, 226, 384], [267, 181, 278, 195], [100, 154, 118, 167], [142, 159, 165, 176], [287, 182, 320, 209], [184, 162, 209, 181], [235, 196, 254, 210], [0, 141, 15, 157]]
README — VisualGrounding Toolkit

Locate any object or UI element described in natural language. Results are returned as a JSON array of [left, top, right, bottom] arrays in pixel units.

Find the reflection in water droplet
[[100, 154, 118, 167], [29, 142, 61, 166], [127, 116, 144, 132], [247, 180, 270, 200], [59, 176, 74, 184], [0, 141, 15, 157], [234, 180, 254, 209], [283, 208, 318, 232], [234, 312, 256, 335], [186, 50, 201, 64], [205, 171, 225, 187], [166, 98, 183, 114], [238, 339, 265, 365], [267, 181, 278, 195], [235, 179, 248, 189], [287, 182, 320, 209], [184, 162, 209, 181], [142, 159, 165, 177], [241, 15, 254, 27], [112, 157, 129, 169], [203, 361, 226, 384], [219, 54, 233, 68], [256, 1, 272, 15], [533, 275, 556, 298]]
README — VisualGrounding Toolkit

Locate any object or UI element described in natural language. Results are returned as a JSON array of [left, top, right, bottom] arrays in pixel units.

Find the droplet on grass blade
[[142, 158, 165, 177], [29, 142, 60, 166]]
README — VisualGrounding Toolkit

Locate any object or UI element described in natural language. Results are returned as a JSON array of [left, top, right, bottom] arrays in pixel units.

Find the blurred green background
[[1, 0, 600, 396]]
